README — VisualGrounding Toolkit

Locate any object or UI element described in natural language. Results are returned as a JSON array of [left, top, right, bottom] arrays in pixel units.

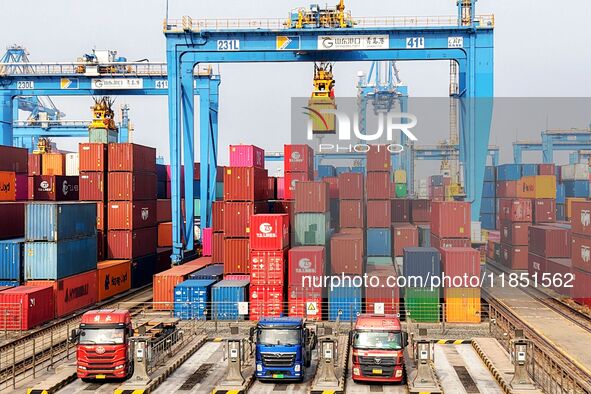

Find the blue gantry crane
[[513, 129, 591, 164]]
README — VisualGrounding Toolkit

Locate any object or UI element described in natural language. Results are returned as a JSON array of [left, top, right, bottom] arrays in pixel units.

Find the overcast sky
[[1, 0, 590, 172]]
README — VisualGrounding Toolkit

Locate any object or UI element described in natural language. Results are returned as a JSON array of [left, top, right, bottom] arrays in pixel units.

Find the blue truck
[[250, 317, 317, 382]]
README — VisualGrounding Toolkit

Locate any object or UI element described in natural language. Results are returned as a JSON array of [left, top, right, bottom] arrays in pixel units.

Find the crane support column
[[182, 63, 195, 253], [0, 94, 13, 146]]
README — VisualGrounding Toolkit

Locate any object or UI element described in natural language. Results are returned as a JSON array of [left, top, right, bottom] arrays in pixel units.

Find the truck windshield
[[258, 329, 300, 346], [353, 331, 402, 350], [79, 328, 125, 345]]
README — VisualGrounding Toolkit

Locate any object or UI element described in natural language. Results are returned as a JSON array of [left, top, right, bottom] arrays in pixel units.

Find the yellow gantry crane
[[288, 0, 354, 29], [89, 96, 116, 131], [308, 62, 337, 134]]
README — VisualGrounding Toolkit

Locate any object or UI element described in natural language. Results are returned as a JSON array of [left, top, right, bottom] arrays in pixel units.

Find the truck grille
[[358, 356, 397, 366], [360, 365, 395, 378], [261, 352, 296, 368]]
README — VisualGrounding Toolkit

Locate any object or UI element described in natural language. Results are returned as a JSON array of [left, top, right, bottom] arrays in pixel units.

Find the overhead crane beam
[[513, 128, 591, 163]]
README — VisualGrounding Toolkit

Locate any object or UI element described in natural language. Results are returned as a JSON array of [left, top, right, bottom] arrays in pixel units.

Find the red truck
[[72, 309, 134, 381], [351, 314, 408, 384]]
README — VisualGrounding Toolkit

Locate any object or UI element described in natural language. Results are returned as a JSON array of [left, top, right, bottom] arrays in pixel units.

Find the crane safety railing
[[164, 14, 494, 32], [13, 120, 90, 128]]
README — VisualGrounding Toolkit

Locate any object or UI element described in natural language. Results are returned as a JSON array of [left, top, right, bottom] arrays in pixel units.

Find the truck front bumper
[[352, 363, 404, 383], [256, 365, 303, 381]]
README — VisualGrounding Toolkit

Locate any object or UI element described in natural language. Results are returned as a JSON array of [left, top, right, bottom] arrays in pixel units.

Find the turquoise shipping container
[[24, 236, 97, 280], [25, 202, 97, 242], [328, 279, 362, 321], [294, 212, 331, 246], [0, 238, 23, 281], [212, 279, 249, 320]]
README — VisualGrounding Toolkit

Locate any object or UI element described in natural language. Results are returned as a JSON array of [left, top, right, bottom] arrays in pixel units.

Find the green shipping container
[[215, 182, 224, 199], [395, 183, 407, 198], [294, 213, 331, 246], [194, 199, 201, 217], [367, 257, 394, 267], [404, 288, 440, 322], [89, 129, 118, 144]]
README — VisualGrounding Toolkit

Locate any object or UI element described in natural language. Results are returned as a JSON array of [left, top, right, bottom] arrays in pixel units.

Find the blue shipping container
[[556, 183, 566, 204], [480, 213, 496, 230], [174, 279, 216, 320], [189, 264, 224, 282], [156, 164, 167, 183], [417, 225, 431, 247], [216, 182, 224, 200], [317, 165, 336, 179], [335, 167, 351, 175], [131, 254, 157, 288], [0, 280, 18, 287], [24, 236, 97, 280], [367, 228, 392, 257], [480, 198, 496, 214], [0, 238, 23, 281], [496, 164, 521, 181], [563, 180, 589, 197], [193, 180, 201, 195], [25, 202, 97, 242], [556, 204, 565, 221], [482, 182, 496, 198], [484, 166, 495, 182], [157, 181, 167, 199], [212, 280, 249, 320], [328, 279, 362, 321], [350, 167, 364, 174], [402, 247, 441, 284], [521, 164, 538, 177]]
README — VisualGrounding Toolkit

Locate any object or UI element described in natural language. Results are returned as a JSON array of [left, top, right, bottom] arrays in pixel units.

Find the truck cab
[[251, 317, 316, 382], [351, 314, 408, 384], [71, 309, 134, 381]]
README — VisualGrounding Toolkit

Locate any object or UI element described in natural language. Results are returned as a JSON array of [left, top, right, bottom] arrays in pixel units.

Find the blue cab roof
[[258, 317, 303, 327]]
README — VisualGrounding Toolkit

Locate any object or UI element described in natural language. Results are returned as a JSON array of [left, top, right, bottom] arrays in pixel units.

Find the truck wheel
[[400, 368, 407, 385], [305, 351, 312, 368]]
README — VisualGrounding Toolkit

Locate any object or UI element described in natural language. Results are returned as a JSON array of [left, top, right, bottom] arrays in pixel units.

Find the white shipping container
[[471, 221, 482, 242], [561, 164, 589, 181], [65, 153, 79, 176]]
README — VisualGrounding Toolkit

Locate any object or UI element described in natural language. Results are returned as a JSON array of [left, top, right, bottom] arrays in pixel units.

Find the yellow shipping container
[[41, 153, 65, 176], [517, 175, 556, 199], [394, 169, 407, 184], [444, 288, 481, 323], [566, 197, 587, 219]]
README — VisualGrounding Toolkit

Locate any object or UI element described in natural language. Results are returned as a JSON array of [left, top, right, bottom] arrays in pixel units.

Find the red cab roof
[[354, 314, 401, 331], [81, 309, 131, 325]]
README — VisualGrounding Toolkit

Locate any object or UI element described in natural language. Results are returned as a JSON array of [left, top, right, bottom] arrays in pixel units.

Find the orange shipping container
[[0, 172, 16, 201], [97, 260, 131, 301], [152, 257, 212, 310], [444, 288, 481, 323], [517, 175, 556, 199], [566, 197, 587, 219], [158, 222, 172, 247], [41, 153, 65, 176]]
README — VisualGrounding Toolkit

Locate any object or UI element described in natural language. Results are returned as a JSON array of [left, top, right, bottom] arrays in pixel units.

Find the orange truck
[[351, 314, 408, 384], [71, 310, 134, 380]]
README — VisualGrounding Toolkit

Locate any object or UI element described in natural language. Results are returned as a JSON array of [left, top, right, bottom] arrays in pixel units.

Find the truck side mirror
[[249, 327, 255, 341], [402, 332, 408, 347], [69, 328, 80, 344]]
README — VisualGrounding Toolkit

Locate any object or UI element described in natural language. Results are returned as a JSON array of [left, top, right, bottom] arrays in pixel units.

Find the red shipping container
[[570, 201, 591, 236], [367, 200, 391, 228], [287, 286, 322, 320], [202, 228, 212, 256], [392, 198, 410, 222], [229, 145, 265, 169], [108, 200, 157, 230], [528, 253, 547, 279], [0, 202, 25, 238], [267, 177, 277, 200], [365, 264, 399, 314], [271, 201, 295, 229], [295, 181, 329, 213], [392, 224, 418, 256], [249, 214, 289, 251], [529, 225, 570, 258], [32, 175, 79, 201], [366, 145, 391, 172], [323, 177, 339, 199], [338, 173, 363, 200], [0, 146, 28, 174], [431, 186, 444, 197], [573, 268, 591, 307], [79, 172, 105, 201], [571, 234, 591, 273], [0, 285, 54, 330], [212, 232, 224, 263], [157, 222, 172, 247], [440, 248, 481, 287], [532, 199, 556, 223], [546, 258, 574, 297], [500, 222, 529, 246], [108, 143, 156, 173], [500, 244, 528, 270], [108, 172, 157, 201], [224, 167, 268, 202], [431, 201, 471, 238], [496, 181, 518, 198], [212, 201, 225, 232], [498, 198, 532, 222], [538, 164, 555, 176], [411, 199, 431, 223], [288, 246, 325, 287], [107, 227, 157, 259], [331, 233, 363, 274], [97, 230, 106, 261], [96, 201, 106, 231], [366, 172, 391, 200], [79, 143, 108, 172], [223, 238, 250, 274], [430, 234, 471, 250], [26, 270, 98, 318], [153, 257, 212, 310], [15, 174, 27, 201], [277, 177, 285, 199], [284, 144, 314, 174], [157, 199, 172, 223], [249, 285, 284, 320], [339, 199, 364, 228], [28, 154, 41, 176], [249, 249, 287, 286], [223, 201, 268, 238], [284, 172, 310, 200]]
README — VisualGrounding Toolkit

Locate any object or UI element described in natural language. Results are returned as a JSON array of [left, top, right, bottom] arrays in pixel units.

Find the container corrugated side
[[25, 202, 97, 242], [366, 228, 392, 257], [78, 143, 107, 172], [153, 257, 212, 310], [211, 279, 249, 320], [65, 153, 79, 176], [108, 172, 157, 201], [131, 254, 157, 288], [294, 212, 330, 246], [402, 247, 441, 282], [0, 285, 54, 330], [24, 236, 97, 280], [367, 200, 391, 228], [404, 288, 440, 322], [249, 250, 287, 286], [444, 288, 481, 323], [41, 153, 65, 176], [107, 227, 157, 259], [223, 238, 250, 274], [328, 281, 362, 321], [188, 263, 224, 281], [0, 238, 23, 281], [97, 260, 131, 301], [337, 173, 363, 199], [108, 143, 156, 173], [173, 279, 216, 319], [107, 200, 157, 230]]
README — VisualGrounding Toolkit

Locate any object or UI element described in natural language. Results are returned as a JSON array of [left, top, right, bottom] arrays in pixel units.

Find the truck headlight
[[294, 364, 301, 372], [256, 363, 262, 372], [353, 367, 360, 375], [78, 365, 86, 370], [395, 369, 403, 377], [115, 364, 124, 370]]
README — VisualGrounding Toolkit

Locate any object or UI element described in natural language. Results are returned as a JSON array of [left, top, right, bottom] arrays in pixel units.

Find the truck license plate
[[95, 374, 106, 379], [272, 374, 284, 379], [372, 369, 382, 374]]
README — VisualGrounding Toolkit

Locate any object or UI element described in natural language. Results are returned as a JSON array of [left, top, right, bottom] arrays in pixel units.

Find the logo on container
[[532, 261, 540, 271], [290, 151, 302, 163], [39, 180, 51, 191], [257, 222, 277, 238], [581, 210, 591, 227], [581, 245, 590, 263], [62, 180, 69, 196], [296, 258, 314, 273], [141, 208, 149, 221]]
